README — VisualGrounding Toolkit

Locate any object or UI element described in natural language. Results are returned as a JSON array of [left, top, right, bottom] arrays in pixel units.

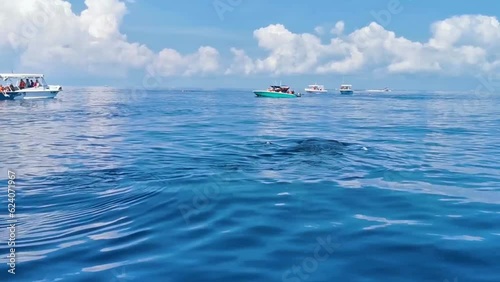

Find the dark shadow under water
[[275, 138, 356, 156], [255, 137, 368, 161]]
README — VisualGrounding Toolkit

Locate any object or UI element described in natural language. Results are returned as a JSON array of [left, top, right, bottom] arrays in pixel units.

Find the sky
[[2, 0, 500, 90]]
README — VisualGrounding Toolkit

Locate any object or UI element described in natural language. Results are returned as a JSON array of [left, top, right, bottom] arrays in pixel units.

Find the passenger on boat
[[1, 85, 11, 92], [34, 79, 40, 87], [29, 80, 34, 88], [19, 79, 26, 89]]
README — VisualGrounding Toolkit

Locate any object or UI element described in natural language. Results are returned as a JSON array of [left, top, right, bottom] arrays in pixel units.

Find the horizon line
[[57, 86, 485, 93]]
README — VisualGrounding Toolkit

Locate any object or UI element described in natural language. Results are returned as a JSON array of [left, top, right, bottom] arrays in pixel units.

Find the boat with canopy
[[0, 73, 62, 100], [253, 85, 301, 98]]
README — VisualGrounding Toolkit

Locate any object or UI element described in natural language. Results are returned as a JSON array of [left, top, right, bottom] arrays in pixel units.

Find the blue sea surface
[[0, 88, 499, 281]]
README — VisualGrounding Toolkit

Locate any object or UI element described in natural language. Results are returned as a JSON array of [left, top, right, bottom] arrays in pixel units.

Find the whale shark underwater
[[268, 138, 367, 157]]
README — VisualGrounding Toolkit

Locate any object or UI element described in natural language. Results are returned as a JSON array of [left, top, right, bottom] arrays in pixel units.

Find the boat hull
[[340, 90, 353, 95], [253, 91, 298, 98], [305, 89, 328, 94], [14, 91, 59, 100], [0, 93, 20, 100], [4, 88, 61, 100]]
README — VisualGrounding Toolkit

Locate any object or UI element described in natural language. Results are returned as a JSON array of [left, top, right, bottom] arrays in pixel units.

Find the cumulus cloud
[[0, 0, 220, 77], [152, 46, 220, 76], [227, 15, 500, 76], [225, 48, 255, 75], [330, 21, 345, 36], [314, 26, 325, 35], [226, 24, 329, 75], [3, 1, 500, 80]]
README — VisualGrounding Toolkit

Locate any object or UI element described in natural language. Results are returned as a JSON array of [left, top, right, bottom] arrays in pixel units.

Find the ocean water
[[0, 88, 499, 282]]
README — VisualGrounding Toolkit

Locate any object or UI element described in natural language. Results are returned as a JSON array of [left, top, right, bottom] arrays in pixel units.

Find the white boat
[[366, 87, 391, 93], [0, 73, 62, 100], [339, 84, 353, 95], [305, 84, 327, 93]]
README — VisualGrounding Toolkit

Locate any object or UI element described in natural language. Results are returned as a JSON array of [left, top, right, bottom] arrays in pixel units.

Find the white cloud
[[152, 46, 220, 76], [2, 1, 500, 80], [314, 26, 325, 35], [226, 24, 329, 75], [330, 21, 345, 36], [225, 48, 255, 75], [0, 0, 220, 78], [227, 15, 500, 76]]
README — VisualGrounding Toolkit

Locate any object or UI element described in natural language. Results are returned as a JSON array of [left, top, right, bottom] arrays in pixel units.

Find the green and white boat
[[253, 85, 301, 98], [339, 84, 354, 95]]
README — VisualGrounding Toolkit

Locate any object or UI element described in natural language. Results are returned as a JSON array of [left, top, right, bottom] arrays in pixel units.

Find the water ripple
[[0, 90, 499, 281]]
